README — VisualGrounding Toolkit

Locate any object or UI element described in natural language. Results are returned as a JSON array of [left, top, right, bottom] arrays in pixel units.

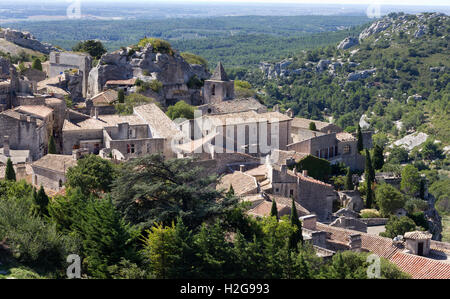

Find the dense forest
[[4, 15, 370, 67]]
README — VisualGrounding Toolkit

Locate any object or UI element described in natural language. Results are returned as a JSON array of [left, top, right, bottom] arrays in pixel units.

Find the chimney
[[3, 135, 10, 157], [94, 108, 99, 119], [348, 234, 362, 251], [240, 165, 245, 172], [300, 215, 317, 230], [302, 170, 308, 177]]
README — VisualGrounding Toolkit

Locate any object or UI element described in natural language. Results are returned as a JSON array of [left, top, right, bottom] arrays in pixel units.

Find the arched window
[[211, 84, 216, 96]]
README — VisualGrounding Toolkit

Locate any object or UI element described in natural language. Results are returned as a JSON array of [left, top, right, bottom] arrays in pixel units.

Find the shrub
[[138, 38, 174, 55], [180, 52, 207, 66], [360, 209, 381, 218]]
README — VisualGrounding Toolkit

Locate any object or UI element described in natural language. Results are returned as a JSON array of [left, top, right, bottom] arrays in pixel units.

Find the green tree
[[344, 167, 354, 190], [32, 186, 50, 217], [309, 122, 317, 131], [66, 154, 116, 197], [365, 149, 375, 208], [72, 40, 107, 59], [380, 216, 416, 238], [357, 124, 364, 153], [401, 165, 421, 197], [166, 101, 195, 120], [31, 58, 42, 71], [117, 89, 125, 104], [288, 198, 303, 252], [387, 146, 409, 164], [111, 154, 238, 229], [372, 144, 384, 170], [72, 198, 138, 278], [270, 199, 279, 221], [375, 184, 405, 217], [5, 158, 16, 181], [48, 135, 57, 154]]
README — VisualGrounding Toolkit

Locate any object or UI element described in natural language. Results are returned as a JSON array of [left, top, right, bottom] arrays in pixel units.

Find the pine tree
[[270, 199, 279, 221], [288, 198, 303, 252], [48, 135, 57, 154], [344, 167, 354, 190], [5, 158, 16, 181], [372, 144, 384, 170], [31, 58, 43, 71], [357, 124, 364, 153]]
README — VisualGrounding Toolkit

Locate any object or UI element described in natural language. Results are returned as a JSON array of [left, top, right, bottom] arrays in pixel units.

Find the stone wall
[[360, 218, 388, 226], [32, 166, 66, 191]]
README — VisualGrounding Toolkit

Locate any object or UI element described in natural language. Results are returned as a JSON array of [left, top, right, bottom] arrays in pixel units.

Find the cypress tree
[[344, 167, 354, 190], [48, 135, 57, 154], [357, 124, 364, 153], [288, 198, 303, 252], [118, 89, 125, 103], [365, 149, 375, 208], [309, 122, 317, 131], [227, 184, 235, 197], [372, 144, 384, 170], [31, 58, 43, 71], [270, 199, 279, 221], [34, 185, 49, 216], [5, 158, 16, 181]]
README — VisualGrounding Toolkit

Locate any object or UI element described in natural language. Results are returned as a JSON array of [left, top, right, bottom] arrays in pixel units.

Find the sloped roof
[[31, 154, 77, 173], [133, 103, 181, 139], [210, 62, 229, 81], [217, 171, 259, 196], [316, 223, 450, 279], [91, 89, 118, 106], [105, 78, 136, 86], [404, 231, 432, 240], [199, 98, 267, 114], [336, 132, 356, 142], [15, 105, 53, 119], [291, 117, 340, 132], [63, 114, 146, 131]]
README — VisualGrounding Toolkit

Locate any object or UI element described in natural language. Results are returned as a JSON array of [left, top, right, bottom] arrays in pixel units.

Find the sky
[[20, 0, 450, 5]]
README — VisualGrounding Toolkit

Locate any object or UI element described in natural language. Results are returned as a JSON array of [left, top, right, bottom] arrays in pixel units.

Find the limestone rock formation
[[347, 68, 376, 82], [0, 28, 58, 54], [359, 20, 392, 40], [337, 37, 359, 50], [87, 44, 209, 106]]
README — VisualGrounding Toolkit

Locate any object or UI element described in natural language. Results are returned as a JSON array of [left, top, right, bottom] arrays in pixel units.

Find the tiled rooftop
[[15, 105, 53, 119], [63, 114, 146, 131], [217, 171, 259, 196], [134, 103, 181, 139], [32, 154, 77, 173]]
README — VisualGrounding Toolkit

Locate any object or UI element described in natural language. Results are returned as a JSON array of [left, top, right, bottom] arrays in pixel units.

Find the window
[[329, 147, 334, 158], [59, 179, 63, 188], [130, 144, 135, 154], [211, 84, 216, 96], [290, 189, 294, 197], [275, 188, 279, 193], [344, 145, 351, 155], [335, 146, 339, 156]]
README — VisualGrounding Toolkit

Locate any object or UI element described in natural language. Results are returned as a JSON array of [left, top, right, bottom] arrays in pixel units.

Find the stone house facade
[[49, 51, 92, 98], [203, 62, 235, 104], [31, 153, 78, 191]]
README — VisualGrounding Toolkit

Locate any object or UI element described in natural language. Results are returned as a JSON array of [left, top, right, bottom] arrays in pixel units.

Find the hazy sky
[[19, 0, 450, 5]]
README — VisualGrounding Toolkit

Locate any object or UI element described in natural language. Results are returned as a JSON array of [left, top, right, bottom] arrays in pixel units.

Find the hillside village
[[0, 12, 450, 280]]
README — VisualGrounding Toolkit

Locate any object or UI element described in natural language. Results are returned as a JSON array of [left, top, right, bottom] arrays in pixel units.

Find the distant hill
[[248, 12, 449, 145]]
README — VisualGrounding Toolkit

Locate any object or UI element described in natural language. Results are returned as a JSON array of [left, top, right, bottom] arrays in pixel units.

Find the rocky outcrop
[[337, 37, 359, 50], [87, 43, 209, 105], [347, 68, 376, 82], [0, 28, 58, 55], [316, 59, 331, 72], [359, 20, 392, 40]]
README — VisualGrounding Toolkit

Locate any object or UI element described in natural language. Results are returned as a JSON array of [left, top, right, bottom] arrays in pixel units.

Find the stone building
[[31, 153, 78, 191], [243, 159, 337, 222], [287, 131, 366, 171], [85, 89, 118, 115], [198, 97, 267, 115], [203, 62, 235, 104], [62, 103, 178, 160], [179, 110, 292, 156], [0, 108, 49, 161], [291, 117, 343, 135], [49, 51, 92, 98], [404, 231, 432, 256]]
